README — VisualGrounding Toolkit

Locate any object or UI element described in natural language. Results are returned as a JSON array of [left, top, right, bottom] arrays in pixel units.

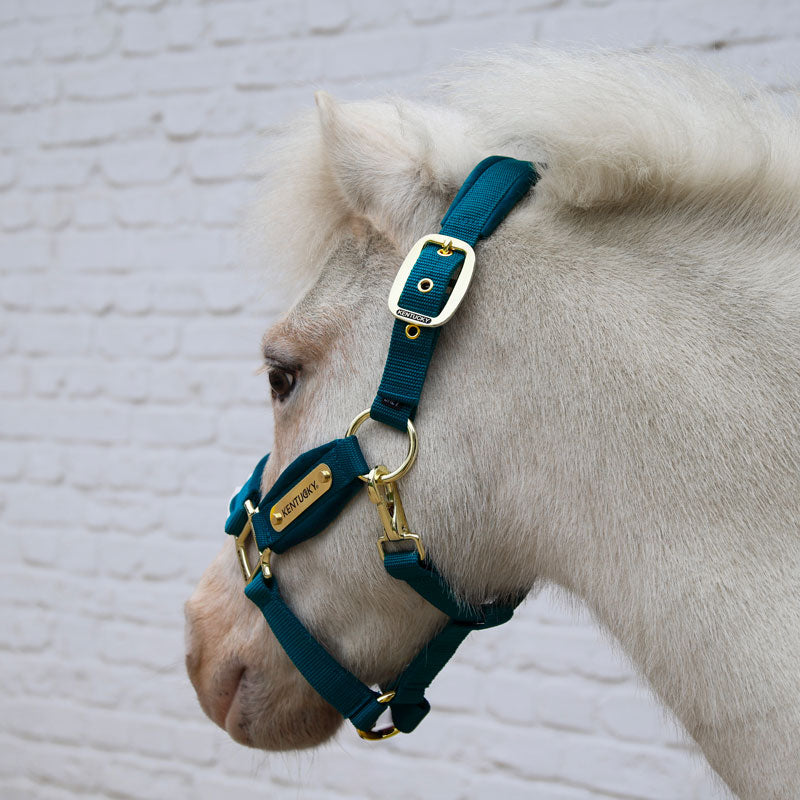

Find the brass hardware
[[235, 499, 272, 583], [405, 324, 420, 340], [345, 409, 417, 484], [367, 466, 425, 562], [357, 688, 400, 741], [417, 278, 433, 293], [260, 548, 272, 580], [388, 234, 476, 328], [357, 725, 400, 741], [356, 691, 400, 742], [269, 463, 333, 532]]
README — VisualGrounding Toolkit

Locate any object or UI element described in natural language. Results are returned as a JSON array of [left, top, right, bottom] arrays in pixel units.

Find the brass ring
[[417, 278, 433, 293], [405, 324, 420, 340], [356, 725, 400, 741], [345, 409, 417, 484]]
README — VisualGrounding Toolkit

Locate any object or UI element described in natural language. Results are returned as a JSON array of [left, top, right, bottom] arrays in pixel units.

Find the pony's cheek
[[184, 543, 342, 750]]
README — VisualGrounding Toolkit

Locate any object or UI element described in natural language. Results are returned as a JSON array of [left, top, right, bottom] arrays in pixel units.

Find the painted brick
[[100, 142, 180, 186], [63, 62, 140, 101], [0, 196, 33, 230], [138, 51, 231, 94], [0, 153, 17, 188], [94, 319, 178, 359], [38, 16, 117, 62], [25, 0, 98, 21], [29, 192, 72, 230], [0, 66, 59, 110], [73, 190, 114, 228], [121, 11, 165, 56], [307, 0, 353, 34], [41, 99, 156, 146], [129, 407, 216, 447], [0, 23, 36, 64], [24, 153, 94, 189], [187, 139, 246, 182], [162, 6, 207, 51], [0, 363, 28, 398]]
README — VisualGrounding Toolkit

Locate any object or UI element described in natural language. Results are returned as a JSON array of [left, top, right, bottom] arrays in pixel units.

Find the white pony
[[185, 50, 800, 799]]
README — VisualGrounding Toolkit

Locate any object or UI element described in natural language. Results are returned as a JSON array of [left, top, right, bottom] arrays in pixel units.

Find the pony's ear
[[315, 91, 478, 247]]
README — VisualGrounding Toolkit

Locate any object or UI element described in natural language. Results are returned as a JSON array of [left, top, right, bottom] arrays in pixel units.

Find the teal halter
[[225, 156, 539, 740]]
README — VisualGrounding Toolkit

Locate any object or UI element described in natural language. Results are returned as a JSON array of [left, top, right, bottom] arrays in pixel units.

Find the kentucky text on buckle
[[387, 234, 476, 328]]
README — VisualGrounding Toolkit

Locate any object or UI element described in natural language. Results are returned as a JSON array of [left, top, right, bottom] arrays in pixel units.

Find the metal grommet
[[437, 240, 454, 257], [405, 324, 421, 340], [417, 278, 433, 293], [345, 409, 418, 484]]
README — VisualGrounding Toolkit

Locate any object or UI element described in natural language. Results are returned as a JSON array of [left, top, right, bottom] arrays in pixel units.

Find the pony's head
[[185, 50, 794, 750], [183, 88, 541, 749]]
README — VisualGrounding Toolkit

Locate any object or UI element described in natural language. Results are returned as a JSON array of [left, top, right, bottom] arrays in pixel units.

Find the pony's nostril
[[187, 652, 244, 730], [185, 648, 201, 686], [207, 664, 246, 730]]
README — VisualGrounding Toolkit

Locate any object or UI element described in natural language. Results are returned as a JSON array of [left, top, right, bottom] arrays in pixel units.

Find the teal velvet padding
[[225, 452, 270, 538], [371, 156, 539, 430], [440, 155, 538, 242], [226, 437, 368, 554], [256, 436, 367, 553]]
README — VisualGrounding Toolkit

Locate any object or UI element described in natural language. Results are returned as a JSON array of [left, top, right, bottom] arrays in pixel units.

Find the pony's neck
[[522, 205, 800, 799], [546, 519, 800, 799]]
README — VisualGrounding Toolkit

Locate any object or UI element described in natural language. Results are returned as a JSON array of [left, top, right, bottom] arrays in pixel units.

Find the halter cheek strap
[[225, 156, 539, 739], [372, 155, 539, 431]]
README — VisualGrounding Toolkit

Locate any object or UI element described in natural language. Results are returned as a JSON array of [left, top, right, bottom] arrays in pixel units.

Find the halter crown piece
[[226, 156, 539, 739]]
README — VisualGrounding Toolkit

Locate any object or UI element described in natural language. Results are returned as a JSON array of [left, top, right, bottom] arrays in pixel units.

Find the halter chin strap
[[225, 156, 539, 739]]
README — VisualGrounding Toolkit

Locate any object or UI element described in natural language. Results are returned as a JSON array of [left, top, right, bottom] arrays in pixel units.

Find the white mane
[[247, 48, 800, 289], [444, 49, 800, 211]]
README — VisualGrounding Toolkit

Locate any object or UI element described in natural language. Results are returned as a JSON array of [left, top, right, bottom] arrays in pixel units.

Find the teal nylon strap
[[382, 550, 516, 628], [381, 549, 519, 731], [244, 571, 389, 731], [371, 156, 538, 430], [227, 156, 536, 738], [228, 456, 517, 736]]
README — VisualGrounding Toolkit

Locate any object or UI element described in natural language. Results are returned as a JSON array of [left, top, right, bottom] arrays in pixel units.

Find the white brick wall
[[1, 1, 796, 798]]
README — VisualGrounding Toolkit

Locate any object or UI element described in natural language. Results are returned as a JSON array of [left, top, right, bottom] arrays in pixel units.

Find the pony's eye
[[268, 367, 296, 401]]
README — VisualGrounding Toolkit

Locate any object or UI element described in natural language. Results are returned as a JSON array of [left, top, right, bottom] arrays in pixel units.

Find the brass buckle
[[387, 233, 476, 328], [234, 499, 272, 583], [356, 691, 400, 741], [366, 467, 425, 561]]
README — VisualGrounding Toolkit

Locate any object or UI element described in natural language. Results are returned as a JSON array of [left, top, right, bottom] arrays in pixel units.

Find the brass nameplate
[[269, 464, 332, 532]]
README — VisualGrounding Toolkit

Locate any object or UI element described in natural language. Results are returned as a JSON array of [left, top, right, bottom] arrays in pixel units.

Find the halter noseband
[[225, 156, 539, 740]]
